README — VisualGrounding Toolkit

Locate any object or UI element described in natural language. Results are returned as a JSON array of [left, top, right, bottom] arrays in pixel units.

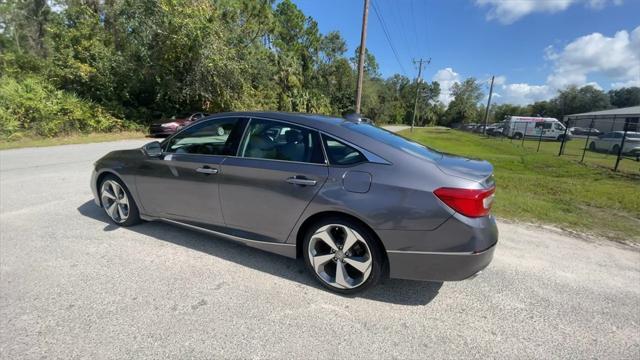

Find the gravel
[[1, 139, 638, 359]]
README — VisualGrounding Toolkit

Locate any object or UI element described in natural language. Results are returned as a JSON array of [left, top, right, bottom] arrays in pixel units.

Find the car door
[[219, 118, 328, 242], [599, 132, 615, 151], [552, 122, 565, 138], [595, 133, 613, 151], [135, 117, 247, 224]]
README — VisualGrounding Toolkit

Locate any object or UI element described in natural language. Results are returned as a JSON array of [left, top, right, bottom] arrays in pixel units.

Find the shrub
[[0, 75, 138, 139]]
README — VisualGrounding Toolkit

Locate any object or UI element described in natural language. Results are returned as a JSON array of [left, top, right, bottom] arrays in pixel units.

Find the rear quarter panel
[[285, 157, 482, 245]]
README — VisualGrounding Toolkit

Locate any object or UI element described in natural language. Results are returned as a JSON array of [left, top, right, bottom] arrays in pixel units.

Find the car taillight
[[434, 186, 495, 218]]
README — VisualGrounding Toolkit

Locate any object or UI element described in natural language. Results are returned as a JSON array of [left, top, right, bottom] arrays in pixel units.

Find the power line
[[423, 0, 430, 58], [385, 0, 415, 62], [409, 0, 422, 57], [371, 0, 408, 76]]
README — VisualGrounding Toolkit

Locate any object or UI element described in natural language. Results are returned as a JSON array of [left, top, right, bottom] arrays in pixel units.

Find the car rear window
[[344, 123, 443, 161]]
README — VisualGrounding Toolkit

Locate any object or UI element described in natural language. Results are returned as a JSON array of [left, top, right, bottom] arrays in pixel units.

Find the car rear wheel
[[589, 142, 596, 151], [99, 175, 141, 227], [513, 133, 523, 140], [303, 218, 383, 294]]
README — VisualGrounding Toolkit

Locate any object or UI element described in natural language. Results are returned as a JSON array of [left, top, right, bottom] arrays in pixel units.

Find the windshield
[[344, 123, 443, 161]]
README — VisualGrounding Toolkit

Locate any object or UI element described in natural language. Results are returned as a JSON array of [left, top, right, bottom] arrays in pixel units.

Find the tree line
[[1, 0, 638, 139]]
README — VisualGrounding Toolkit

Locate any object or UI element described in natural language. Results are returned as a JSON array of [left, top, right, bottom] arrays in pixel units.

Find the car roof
[[207, 111, 355, 133]]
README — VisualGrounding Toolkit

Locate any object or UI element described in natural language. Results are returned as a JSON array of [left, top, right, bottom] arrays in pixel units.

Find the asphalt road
[[1, 139, 639, 359]]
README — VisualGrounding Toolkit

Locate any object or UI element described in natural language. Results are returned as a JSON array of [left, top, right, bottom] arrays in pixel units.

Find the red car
[[149, 112, 209, 137]]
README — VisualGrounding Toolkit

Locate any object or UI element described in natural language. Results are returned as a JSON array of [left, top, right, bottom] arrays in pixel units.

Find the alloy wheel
[[307, 224, 373, 289], [100, 180, 130, 223]]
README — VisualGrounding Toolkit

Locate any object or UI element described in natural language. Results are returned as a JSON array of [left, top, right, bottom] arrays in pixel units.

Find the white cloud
[[475, 0, 622, 24], [546, 26, 640, 89], [612, 79, 640, 88], [432, 67, 460, 105], [493, 75, 507, 85], [434, 25, 639, 106], [497, 82, 554, 105]]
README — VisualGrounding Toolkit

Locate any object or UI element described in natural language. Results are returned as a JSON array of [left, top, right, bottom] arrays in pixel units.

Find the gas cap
[[342, 171, 372, 193]]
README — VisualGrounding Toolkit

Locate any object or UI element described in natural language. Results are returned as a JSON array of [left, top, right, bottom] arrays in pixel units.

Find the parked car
[[485, 123, 505, 136], [588, 131, 640, 155], [462, 123, 478, 131], [473, 125, 486, 133], [569, 127, 601, 136], [149, 112, 209, 137], [92, 112, 498, 294]]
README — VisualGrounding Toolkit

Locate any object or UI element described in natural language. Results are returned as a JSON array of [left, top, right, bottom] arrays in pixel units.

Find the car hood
[[435, 153, 494, 184]]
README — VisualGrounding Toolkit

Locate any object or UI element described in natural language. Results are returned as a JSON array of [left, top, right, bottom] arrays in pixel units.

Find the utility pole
[[411, 58, 429, 132], [482, 75, 495, 135], [355, 0, 370, 114]]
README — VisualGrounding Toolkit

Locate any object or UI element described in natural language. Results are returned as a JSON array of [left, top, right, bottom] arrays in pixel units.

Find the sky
[[293, 0, 640, 105]]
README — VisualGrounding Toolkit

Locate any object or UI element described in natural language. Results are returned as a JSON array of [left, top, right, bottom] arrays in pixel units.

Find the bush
[[0, 75, 138, 139]]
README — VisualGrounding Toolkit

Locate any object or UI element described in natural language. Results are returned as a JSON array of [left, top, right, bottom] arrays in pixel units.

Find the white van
[[504, 116, 567, 141]]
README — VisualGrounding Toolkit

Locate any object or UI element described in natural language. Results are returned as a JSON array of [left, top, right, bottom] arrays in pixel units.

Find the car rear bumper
[[386, 244, 496, 281], [378, 214, 498, 281], [149, 130, 175, 137], [149, 125, 176, 136]]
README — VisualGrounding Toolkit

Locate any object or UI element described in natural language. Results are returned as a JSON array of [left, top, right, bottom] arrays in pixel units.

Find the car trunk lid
[[435, 153, 494, 185]]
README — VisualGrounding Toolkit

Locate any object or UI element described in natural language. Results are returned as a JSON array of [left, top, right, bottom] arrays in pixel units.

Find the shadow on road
[[78, 200, 443, 306]]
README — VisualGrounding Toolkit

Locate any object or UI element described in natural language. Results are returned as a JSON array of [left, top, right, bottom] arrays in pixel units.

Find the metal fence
[[558, 116, 639, 174], [463, 116, 640, 175]]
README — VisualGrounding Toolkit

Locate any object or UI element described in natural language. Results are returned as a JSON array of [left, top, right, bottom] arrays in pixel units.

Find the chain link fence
[[462, 113, 640, 176], [558, 115, 639, 174]]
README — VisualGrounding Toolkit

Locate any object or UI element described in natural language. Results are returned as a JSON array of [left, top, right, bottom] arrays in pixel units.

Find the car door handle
[[286, 177, 317, 186], [196, 167, 219, 175]]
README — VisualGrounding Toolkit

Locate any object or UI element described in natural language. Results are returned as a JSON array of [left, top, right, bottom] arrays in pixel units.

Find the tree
[[609, 87, 640, 108], [444, 78, 483, 125], [551, 85, 611, 117], [0, 0, 51, 56], [351, 46, 380, 78], [320, 31, 347, 63]]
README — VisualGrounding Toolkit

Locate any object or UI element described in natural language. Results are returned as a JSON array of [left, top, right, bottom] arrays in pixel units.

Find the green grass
[[0, 131, 147, 150], [401, 128, 640, 243]]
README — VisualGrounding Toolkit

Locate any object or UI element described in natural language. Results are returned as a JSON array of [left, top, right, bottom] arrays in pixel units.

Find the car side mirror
[[142, 141, 163, 157]]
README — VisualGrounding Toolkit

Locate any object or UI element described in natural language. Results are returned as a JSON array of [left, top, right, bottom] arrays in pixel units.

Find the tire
[[99, 174, 141, 227], [303, 217, 384, 294], [589, 142, 596, 151], [513, 133, 523, 140], [611, 145, 620, 154]]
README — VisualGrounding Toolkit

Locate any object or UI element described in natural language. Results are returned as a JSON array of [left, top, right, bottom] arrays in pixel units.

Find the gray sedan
[[91, 112, 498, 293]]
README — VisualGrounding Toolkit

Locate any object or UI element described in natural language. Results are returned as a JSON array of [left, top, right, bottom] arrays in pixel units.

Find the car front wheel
[[303, 218, 384, 294], [611, 144, 620, 154], [99, 175, 141, 227]]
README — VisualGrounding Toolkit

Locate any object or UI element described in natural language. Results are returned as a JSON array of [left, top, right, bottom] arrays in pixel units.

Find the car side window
[[165, 118, 243, 156], [239, 119, 324, 164], [322, 135, 367, 165]]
